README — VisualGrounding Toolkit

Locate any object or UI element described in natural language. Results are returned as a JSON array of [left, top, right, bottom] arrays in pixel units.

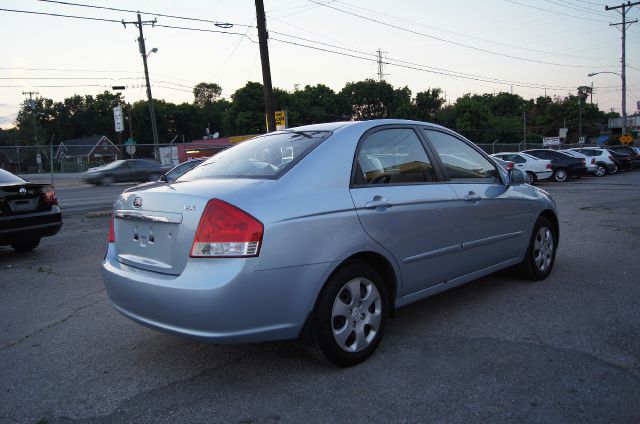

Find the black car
[[523, 149, 587, 182], [159, 158, 206, 183], [607, 146, 640, 168], [607, 150, 634, 171], [82, 159, 166, 185], [0, 168, 62, 252]]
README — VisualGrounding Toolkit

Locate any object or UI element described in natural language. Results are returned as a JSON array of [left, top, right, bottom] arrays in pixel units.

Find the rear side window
[[423, 130, 499, 183], [354, 128, 435, 185], [183, 131, 330, 180]]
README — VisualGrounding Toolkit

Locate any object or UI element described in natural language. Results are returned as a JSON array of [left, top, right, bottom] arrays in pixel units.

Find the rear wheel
[[308, 261, 388, 367], [518, 217, 556, 281], [100, 176, 114, 186], [594, 165, 606, 177], [11, 239, 40, 252], [525, 171, 537, 185], [553, 168, 568, 182]]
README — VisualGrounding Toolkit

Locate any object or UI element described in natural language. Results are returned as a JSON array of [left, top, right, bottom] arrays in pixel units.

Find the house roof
[[57, 135, 116, 158]]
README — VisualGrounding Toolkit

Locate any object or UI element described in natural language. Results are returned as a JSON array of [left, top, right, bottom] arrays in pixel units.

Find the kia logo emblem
[[133, 197, 143, 208], [19, 188, 27, 195]]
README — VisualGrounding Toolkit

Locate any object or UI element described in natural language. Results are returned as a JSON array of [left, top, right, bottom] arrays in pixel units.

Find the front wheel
[[553, 168, 568, 182], [525, 171, 537, 185], [308, 261, 388, 367], [518, 217, 557, 281], [609, 165, 618, 174]]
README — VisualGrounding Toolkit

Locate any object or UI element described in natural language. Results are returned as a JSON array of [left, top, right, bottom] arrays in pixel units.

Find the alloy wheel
[[533, 226, 554, 273], [331, 277, 382, 353]]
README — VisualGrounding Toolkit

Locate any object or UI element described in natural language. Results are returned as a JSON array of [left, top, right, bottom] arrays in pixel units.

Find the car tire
[[525, 171, 537, 185], [100, 176, 114, 186], [308, 260, 388, 367], [609, 165, 618, 174], [553, 168, 568, 182], [518, 216, 557, 281], [594, 165, 606, 177], [11, 238, 40, 252]]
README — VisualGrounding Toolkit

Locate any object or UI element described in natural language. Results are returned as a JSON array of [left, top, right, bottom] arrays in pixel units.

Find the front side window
[[354, 128, 435, 185], [182, 131, 330, 180], [423, 130, 499, 183]]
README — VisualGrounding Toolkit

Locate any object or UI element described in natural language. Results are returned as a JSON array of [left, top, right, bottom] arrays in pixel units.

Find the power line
[[305, 0, 615, 68], [36, 0, 251, 28], [504, 0, 610, 22], [329, 0, 618, 61]]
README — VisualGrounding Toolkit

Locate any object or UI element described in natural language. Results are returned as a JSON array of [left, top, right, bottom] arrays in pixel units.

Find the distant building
[[56, 135, 121, 167]]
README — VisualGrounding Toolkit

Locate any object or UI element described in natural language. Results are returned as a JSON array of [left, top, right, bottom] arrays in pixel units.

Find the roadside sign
[[578, 136, 586, 144], [543, 137, 561, 146], [125, 138, 136, 145], [559, 128, 568, 139], [36, 153, 42, 164], [275, 111, 288, 131], [113, 105, 124, 133], [126, 145, 136, 156]]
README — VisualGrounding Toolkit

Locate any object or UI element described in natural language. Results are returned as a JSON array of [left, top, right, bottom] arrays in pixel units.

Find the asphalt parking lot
[[1, 173, 639, 424]]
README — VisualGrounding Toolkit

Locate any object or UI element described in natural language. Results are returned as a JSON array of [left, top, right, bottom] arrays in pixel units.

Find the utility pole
[[605, 1, 639, 135], [123, 14, 160, 158], [376, 49, 388, 81], [579, 97, 583, 139], [22, 91, 39, 143], [523, 111, 527, 145], [255, 0, 276, 133]]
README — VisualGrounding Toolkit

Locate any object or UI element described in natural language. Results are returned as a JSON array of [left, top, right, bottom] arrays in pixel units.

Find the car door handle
[[365, 199, 393, 209], [463, 193, 481, 202]]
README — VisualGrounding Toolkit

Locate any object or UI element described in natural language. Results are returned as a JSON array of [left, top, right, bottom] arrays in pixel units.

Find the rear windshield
[[182, 131, 331, 180], [0, 168, 26, 184]]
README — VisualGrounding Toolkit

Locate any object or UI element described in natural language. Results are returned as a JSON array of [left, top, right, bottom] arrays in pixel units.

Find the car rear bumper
[[534, 170, 553, 180], [102, 243, 333, 343], [569, 166, 587, 177], [0, 206, 62, 245]]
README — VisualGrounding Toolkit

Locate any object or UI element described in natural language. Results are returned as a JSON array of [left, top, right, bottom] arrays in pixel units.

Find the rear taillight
[[190, 199, 263, 258], [546, 163, 552, 169], [591, 158, 596, 165], [41, 186, 58, 205], [506, 162, 514, 170], [109, 213, 115, 243], [581, 159, 586, 166]]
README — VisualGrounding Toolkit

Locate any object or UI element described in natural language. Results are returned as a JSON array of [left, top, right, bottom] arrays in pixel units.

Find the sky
[[1, 0, 639, 130]]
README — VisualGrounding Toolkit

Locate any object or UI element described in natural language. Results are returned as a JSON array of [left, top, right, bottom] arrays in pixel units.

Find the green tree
[[415, 88, 445, 121], [193, 82, 223, 106]]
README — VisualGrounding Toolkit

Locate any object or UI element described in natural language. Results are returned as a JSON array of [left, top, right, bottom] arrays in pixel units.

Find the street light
[[140, 43, 160, 160], [588, 71, 626, 135]]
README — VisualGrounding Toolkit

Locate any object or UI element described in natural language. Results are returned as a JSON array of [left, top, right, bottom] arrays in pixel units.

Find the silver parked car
[[103, 120, 559, 366]]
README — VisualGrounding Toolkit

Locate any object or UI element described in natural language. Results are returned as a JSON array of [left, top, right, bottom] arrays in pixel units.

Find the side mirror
[[508, 168, 526, 185], [159, 174, 168, 182]]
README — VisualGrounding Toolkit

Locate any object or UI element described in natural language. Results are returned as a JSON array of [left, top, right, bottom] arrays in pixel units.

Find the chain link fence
[[0, 143, 180, 174], [1, 141, 606, 175]]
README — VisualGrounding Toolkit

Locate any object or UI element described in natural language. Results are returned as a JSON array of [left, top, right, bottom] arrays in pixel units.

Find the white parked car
[[569, 148, 617, 176], [491, 152, 553, 185], [560, 149, 599, 176]]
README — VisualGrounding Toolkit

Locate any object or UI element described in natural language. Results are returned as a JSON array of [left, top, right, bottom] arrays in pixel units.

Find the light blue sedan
[[102, 119, 558, 366]]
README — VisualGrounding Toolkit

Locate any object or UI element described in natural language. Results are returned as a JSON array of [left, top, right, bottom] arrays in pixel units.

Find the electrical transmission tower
[[376, 49, 388, 81]]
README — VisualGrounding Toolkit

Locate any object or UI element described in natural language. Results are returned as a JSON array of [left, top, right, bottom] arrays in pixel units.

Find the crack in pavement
[[0, 298, 102, 351], [55, 288, 106, 308]]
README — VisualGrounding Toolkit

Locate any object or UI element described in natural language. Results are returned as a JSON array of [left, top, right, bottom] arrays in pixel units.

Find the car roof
[[283, 119, 450, 134]]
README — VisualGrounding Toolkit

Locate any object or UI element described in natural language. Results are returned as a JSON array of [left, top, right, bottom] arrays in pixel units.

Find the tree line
[[0, 79, 614, 146]]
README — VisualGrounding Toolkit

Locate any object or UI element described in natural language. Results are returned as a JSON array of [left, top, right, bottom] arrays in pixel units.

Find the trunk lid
[[0, 183, 52, 215], [112, 178, 267, 275]]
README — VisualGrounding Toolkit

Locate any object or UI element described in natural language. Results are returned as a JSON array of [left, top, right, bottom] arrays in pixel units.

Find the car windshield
[[181, 131, 331, 180], [0, 168, 26, 184]]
